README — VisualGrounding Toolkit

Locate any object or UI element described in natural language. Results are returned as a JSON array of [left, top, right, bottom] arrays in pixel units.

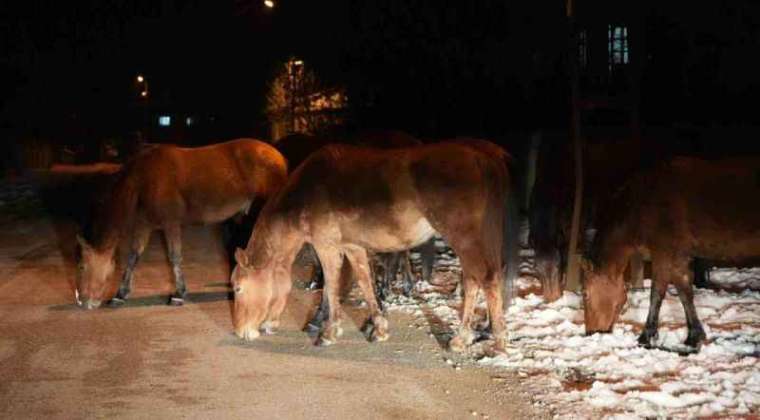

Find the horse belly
[[188, 198, 252, 224], [341, 213, 436, 252]]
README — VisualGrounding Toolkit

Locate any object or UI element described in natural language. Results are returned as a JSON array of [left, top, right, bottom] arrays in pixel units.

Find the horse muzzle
[[75, 290, 101, 310]]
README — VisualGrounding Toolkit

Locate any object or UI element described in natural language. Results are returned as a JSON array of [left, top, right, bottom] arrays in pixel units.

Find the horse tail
[[478, 147, 517, 308], [503, 159, 522, 309]]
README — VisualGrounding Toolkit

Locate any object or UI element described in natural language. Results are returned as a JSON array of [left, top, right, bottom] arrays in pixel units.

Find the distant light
[[158, 116, 171, 126], [137, 75, 144, 83], [293, 60, 303, 66], [140, 90, 148, 97], [264, 0, 274, 8], [186, 117, 194, 126]]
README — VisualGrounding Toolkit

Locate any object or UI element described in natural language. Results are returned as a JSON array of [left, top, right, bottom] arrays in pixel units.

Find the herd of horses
[[71, 130, 759, 354]]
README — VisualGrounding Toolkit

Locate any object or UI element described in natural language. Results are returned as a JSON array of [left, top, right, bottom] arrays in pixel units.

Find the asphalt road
[[0, 217, 546, 419]]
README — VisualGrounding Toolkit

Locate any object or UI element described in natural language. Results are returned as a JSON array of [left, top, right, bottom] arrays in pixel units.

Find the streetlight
[[136, 74, 149, 98], [264, 0, 274, 8]]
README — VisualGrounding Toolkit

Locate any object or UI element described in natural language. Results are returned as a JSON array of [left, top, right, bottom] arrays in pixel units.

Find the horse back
[[628, 157, 760, 260], [279, 143, 508, 252], [130, 139, 287, 223]]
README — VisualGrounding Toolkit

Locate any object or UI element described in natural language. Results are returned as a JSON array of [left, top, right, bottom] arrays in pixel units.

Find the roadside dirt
[[0, 215, 549, 419]]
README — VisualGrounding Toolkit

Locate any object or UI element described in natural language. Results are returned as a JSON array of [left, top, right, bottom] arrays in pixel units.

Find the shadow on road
[[48, 291, 233, 311]]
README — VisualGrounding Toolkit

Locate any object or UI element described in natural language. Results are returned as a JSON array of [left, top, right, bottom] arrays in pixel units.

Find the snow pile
[[387, 277, 760, 418], [710, 267, 760, 290]]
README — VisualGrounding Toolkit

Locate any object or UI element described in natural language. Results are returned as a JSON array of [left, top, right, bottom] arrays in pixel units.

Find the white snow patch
[[387, 266, 760, 418]]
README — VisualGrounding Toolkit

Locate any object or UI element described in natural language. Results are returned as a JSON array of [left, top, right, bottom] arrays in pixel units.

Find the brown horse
[[75, 139, 288, 309], [270, 131, 437, 331], [231, 142, 517, 352], [583, 156, 760, 350]]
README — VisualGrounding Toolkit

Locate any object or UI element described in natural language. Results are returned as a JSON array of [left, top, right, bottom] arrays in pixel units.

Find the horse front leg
[[108, 223, 152, 307], [638, 258, 670, 348], [164, 224, 187, 306], [346, 246, 389, 342], [313, 246, 344, 346]]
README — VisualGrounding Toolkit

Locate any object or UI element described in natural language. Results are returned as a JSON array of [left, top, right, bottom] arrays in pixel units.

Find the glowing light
[[264, 0, 274, 8], [137, 75, 144, 83], [140, 90, 148, 97], [293, 60, 303, 66], [158, 116, 171, 126]]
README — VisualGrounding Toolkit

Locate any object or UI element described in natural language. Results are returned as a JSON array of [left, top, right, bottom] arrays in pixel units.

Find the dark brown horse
[[583, 156, 760, 350], [231, 142, 517, 352], [75, 139, 288, 309]]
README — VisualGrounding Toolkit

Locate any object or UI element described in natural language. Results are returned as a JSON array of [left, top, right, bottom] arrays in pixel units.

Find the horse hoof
[[494, 337, 509, 354], [260, 321, 277, 335], [107, 297, 126, 308], [304, 322, 322, 334], [168, 297, 184, 306], [315, 335, 334, 347], [371, 329, 389, 343], [637, 331, 657, 348], [237, 327, 260, 342], [449, 336, 468, 353], [684, 331, 707, 350]]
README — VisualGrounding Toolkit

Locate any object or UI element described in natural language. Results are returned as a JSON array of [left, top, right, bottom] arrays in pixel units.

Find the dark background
[[2, 0, 759, 171]]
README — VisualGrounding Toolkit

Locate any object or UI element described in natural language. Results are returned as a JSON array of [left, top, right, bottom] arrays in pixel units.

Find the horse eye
[[234, 285, 243, 294]]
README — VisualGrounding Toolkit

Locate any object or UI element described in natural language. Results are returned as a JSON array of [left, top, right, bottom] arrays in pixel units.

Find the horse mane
[[586, 161, 667, 265], [81, 156, 142, 251]]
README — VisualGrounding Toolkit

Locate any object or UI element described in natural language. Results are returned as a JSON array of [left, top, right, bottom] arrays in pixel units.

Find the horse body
[[584, 156, 760, 350], [76, 138, 288, 309], [270, 131, 437, 330], [232, 142, 515, 351]]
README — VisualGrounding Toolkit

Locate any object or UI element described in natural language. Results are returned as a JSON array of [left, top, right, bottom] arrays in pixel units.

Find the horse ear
[[77, 235, 93, 254], [234, 248, 250, 269]]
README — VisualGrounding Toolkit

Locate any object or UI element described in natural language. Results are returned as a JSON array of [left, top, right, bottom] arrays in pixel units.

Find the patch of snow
[[387, 268, 759, 418]]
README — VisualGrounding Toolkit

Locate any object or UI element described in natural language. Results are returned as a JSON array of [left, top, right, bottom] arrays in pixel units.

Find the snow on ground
[[386, 270, 759, 418], [710, 267, 760, 291]]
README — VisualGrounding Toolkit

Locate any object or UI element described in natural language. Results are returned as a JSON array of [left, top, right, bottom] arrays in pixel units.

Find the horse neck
[[595, 221, 636, 277], [88, 172, 140, 252], [247, 211, 305, 271]]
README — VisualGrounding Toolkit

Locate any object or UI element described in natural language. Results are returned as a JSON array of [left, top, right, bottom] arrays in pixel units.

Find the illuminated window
[[578, 30, 588, 68], [186, 117, 194, 126], [158, 116, 171, 126], [608, 25, 629, 71]]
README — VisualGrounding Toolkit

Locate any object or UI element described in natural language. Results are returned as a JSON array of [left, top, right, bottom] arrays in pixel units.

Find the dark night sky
[[2, 1, 759, 144]]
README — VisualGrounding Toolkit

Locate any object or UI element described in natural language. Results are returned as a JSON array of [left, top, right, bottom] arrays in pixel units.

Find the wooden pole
[[565, 0, 584, 292]]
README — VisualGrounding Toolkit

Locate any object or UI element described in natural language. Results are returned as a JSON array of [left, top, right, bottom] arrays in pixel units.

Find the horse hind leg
[[164, 224, 187, 306], [482, 268, 508, 352], [673, 271, 706, 349], [418, 237, 437, 285], [108, 223, 152, 307], [399, 250, 416, 297], [449, 269, 481, 352], [345, 246, 389, 343]]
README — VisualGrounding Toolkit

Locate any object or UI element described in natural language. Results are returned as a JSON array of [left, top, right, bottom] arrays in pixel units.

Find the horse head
[[231, 247, 284, 341], [581, 257, 627, 334], [75, 235, 116, 309]]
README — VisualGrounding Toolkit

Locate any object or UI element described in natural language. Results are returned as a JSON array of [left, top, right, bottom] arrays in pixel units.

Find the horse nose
[[80, 299, 101, 310]]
